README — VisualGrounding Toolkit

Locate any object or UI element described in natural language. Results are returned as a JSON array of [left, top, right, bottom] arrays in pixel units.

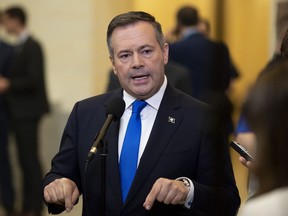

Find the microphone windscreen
[[105, 98, 126, 120]]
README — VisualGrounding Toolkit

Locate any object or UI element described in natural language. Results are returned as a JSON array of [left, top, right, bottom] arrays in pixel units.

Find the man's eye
[[142, 50, 152, 55], [120, 54, 129, 59]]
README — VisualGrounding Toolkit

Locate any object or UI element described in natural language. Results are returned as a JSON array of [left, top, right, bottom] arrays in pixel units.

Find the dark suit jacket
[[43, 84, 240, 216], [0, 40, 13, 77], [0, 40, 14, 110], [106, 61, 193, 95], [169, 32, 232, 102], [169, 33, 235, 135], [5, 36, 49, 119]]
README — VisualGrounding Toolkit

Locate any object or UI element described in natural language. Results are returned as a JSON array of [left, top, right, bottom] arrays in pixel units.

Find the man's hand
[[239, 156, 254, 170], [143, 178, 189, 210], [43, 178, 80, 213], [0, 77, 10, 93]]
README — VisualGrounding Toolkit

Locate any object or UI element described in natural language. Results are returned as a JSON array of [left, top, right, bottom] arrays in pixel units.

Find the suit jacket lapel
[[124, 84, 184, 205]]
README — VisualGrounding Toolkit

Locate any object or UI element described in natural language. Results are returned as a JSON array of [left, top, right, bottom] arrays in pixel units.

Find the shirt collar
[[17, 30, 30, 45], [123, 75, 167, 111], [182, 27, 200, 40]]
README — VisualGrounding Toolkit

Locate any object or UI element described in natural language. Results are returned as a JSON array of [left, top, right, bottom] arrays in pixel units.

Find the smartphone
[[229, 140, 254, 161]]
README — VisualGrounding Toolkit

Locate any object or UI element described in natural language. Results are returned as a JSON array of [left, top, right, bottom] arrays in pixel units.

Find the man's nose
[[131, 53, 144, 69]]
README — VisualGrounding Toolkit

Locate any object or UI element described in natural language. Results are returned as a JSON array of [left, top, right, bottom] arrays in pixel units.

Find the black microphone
[[86, 98, 125, 163]]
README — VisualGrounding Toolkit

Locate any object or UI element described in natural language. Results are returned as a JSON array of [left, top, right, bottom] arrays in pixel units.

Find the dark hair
[[107, 11, 165, 57], [280, 29, 288, 58], [243, 60, 288, 195], [4, 6, 26, 26], [176, 6, 199, 27], [277, 15, 288, 41]]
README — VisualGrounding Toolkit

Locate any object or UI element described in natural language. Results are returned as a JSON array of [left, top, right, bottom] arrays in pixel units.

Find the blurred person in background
[[0, 6, 49, 216], [238, 59, 288, 216], [235, 14, 288, 198], [169, 5, 236, 139], [235, 15, 288, 158], [197, 18, 239, 83], [280, 29, 288, 58], [235, 28, 288, 200], [0, 9, 16, 216], [197, 18, 211, 38]]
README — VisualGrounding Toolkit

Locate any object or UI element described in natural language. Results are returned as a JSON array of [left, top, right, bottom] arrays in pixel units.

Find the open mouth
[[132, 74, 149, 80]]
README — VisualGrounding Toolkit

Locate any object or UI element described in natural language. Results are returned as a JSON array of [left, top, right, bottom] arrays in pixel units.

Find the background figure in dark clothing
[[0, 10, 15, 216], [169, 6, 237, 137], [0, 6, 49, 216], [197, 18, 240, 81], [106, 61, 193, 95]]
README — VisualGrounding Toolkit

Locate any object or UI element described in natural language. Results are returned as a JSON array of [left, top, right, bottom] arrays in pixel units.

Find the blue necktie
[[119, 100, 147, 202]]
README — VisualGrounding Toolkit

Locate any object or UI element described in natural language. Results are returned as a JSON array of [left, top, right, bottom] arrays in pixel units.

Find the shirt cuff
[[176, 177, 194, 209]]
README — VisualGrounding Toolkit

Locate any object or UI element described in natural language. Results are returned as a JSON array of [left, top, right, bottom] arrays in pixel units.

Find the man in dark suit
[[0, 10, 16, 216], [0, 6, 49, 216], [43, 11, 240, 216], [169, 6, 235, 137]]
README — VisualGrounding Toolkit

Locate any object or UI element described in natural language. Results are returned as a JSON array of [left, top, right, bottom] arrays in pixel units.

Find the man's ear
[[163, 43, 169, 65], [109, 56, 117, 75]]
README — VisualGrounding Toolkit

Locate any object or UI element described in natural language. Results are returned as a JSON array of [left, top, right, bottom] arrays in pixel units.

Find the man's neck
[[14, 26, 26, 37], [181, 26, 199, 39], [16, 28, 29, 44]]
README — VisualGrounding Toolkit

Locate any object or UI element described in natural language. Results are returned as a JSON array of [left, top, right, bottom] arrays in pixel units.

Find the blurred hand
[[239, 156, 254, 170], [143, 178, 188, 210], [43, 178, 80, 213], [0, 77, 10, 93]]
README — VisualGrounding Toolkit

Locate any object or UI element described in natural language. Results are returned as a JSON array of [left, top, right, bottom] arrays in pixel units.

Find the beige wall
[[0, 1, 100, 112], [94, 0, 133, 95], [223, 0, 273, 113]]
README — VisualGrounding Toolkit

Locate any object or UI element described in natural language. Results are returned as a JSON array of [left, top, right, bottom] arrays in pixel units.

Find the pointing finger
[[143, 180, 162, 210], [63, 182, 74, 212]]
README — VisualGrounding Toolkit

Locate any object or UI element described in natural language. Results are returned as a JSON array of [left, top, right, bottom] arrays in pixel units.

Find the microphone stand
[[85, 136, 108, 216], [85, 98, 125, 216], [100, 139, 107, 216]]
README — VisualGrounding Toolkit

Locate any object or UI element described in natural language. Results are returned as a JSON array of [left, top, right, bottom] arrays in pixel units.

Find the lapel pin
[[168, 116, 176, 124]]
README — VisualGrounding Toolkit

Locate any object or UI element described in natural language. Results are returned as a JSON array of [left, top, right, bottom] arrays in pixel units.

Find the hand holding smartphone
[[229, 140, 254, 161]]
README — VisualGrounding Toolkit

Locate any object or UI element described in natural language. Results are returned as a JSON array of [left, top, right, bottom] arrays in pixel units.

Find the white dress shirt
[[118, 76, 167, 164], [17, 30, 30, 45]]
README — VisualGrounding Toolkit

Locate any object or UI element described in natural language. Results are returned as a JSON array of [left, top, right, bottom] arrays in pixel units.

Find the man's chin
[[130, 89, 153, 100]]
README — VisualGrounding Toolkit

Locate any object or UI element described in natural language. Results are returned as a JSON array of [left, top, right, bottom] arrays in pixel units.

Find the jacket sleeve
[[42, 102, 82, 214], [9, 40, 44, 92], [189, 108, 241, 216]]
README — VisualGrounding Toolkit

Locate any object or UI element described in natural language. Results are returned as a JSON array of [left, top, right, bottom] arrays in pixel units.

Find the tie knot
[[132, 100, 147, 114]]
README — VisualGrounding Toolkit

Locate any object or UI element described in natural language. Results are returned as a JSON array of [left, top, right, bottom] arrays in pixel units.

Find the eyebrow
[[133, 45, 154, 51], [139, 44, 154, 50], [117, 44, 155, 56]]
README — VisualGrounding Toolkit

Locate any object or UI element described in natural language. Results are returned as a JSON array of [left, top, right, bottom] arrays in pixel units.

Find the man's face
[[110, 21, 169, 100], [2, 14, 18, 35], [0, 14, 5, 29]]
